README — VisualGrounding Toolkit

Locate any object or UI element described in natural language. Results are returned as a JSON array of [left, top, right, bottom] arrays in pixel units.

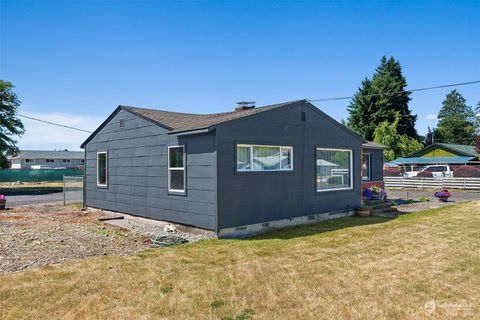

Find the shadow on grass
[[250, 216, 394, 240]]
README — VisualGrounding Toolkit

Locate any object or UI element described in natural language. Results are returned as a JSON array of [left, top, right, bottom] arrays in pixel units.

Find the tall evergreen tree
[[0, 80, 24, 168], [436, 90, 476, 145], [347, 56, 418, 141]]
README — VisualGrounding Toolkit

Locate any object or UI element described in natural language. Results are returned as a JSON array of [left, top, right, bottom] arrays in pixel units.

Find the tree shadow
[[248, 215, 395, 240]]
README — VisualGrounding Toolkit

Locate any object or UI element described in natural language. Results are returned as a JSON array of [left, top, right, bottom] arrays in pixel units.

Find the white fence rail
[[384, 177, 480, 190]]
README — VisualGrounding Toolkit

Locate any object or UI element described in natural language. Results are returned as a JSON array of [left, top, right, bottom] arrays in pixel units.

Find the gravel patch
[[386, 189, 480, 213], [97, 210, 216, 243], [0, 203, 149, 274]]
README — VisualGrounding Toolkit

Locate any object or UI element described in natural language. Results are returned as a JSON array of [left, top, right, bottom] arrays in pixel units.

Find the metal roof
[[9, 150, 84, 160], [392, 156, 476, 165], [407, 143, 479, 158]]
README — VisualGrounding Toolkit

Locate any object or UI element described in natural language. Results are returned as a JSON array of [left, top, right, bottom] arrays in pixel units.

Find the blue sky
[[1, 0, 479, 150]]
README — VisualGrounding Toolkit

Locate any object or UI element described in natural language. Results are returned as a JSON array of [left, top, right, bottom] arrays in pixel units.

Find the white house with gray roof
[[8, 150, 85, 169]]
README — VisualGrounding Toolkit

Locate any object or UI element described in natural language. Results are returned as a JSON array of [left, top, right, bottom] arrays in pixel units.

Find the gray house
[[9, 150, 85, 169], [81, 100, 380, 237]]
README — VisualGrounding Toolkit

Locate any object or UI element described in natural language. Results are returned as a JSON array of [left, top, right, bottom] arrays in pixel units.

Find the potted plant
[[434, 189, 451, 202], [369, 186, 387, 200], [0, 195, 6, 210], [356, 205, 371, 217]]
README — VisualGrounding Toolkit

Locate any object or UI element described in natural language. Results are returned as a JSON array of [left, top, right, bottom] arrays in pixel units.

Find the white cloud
[[424, 113, 438, 121], [17, 111, 103, 151]]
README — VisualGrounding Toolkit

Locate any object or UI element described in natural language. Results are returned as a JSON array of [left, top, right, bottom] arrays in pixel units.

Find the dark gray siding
[[216, 101, 363, 229], [84, 109, 216, 230], [363, 148, 384, 182]]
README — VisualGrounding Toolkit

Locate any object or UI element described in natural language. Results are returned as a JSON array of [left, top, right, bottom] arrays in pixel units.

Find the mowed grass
[[1, 202, 480, 319]]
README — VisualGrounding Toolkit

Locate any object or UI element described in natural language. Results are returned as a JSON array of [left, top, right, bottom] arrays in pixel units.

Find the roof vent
[[235, 101, 256, 112]]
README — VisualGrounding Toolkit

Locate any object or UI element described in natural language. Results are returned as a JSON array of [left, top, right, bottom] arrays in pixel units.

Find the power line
[[307, 80, 480, 102], [18, 114, 93, 134]]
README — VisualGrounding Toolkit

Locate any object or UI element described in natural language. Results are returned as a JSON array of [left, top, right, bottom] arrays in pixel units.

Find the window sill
[[316, 187, 354, 194], [97, 184, 108, 189], [168, 190, 187, 196]]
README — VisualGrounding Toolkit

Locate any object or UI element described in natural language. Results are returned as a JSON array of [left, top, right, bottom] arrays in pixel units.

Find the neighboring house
[[81, 100, 383, 237], [362, 141, 387, 189], [392, 143, 480, 172], [8, 150, 85, 169]]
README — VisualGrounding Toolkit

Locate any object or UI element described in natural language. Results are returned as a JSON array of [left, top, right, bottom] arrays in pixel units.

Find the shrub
[[417, 170, 433, 178], [453, 165, 480, 178], [383, 168, 402, 177]]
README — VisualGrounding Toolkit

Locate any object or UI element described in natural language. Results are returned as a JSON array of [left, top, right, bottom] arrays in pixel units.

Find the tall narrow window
[[316, 148, 352, 192], [97, 152, 108, 187], [362, 153, 371, 181], [236, 144, 293, 172], [168, 146, 185, 193]]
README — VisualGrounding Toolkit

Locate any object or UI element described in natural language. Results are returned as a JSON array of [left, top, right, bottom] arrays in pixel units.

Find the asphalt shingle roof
[[10, 150, 84, 160], [122, 100, 304, 133], [362, 141, 387, 149]]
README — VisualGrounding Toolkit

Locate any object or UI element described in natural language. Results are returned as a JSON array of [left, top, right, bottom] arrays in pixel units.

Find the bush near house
[[453, 165, 480, 178], [416, 171, 433, 178]]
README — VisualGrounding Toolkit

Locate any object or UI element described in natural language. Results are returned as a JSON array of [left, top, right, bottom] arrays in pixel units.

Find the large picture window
[[97, 152, 108, 187], [236, 144, 293, 172], [362, 153, 371, 181], [316, 148, 352, 192], [168, 146, 186, 193]]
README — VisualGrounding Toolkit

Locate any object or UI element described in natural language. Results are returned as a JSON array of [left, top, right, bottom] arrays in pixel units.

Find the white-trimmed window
[[168, 146, 186, 193], [316, 148, 353, 192], [97, 152, 108, 187], [25, 159, 34, 163], [46, 159, 55, 163], [63, 159, 71, 163], [362, 153, 371, 181], [236, 144, 293, 172]]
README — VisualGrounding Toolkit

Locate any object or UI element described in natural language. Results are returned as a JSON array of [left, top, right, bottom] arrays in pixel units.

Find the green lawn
[[1, 202, 479, 319]]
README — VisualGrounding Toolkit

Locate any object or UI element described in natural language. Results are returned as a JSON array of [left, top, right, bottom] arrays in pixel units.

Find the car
[[403, 165, 452, 178]]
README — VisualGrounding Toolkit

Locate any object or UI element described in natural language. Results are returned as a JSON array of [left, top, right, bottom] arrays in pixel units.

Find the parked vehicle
[[403, 165, 453, 178]]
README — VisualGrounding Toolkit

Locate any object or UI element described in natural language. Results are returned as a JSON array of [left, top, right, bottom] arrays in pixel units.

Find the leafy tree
[[436, 90, 476, 145], [0, 80, 24, 168], [373, 113, 423, 162], [347, 56, 418, 141]]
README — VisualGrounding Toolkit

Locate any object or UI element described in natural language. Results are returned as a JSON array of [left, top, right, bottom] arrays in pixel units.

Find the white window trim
[[362, 153, 371, 181], [46, 159, 55, 163], [25, 159, 35, 163], [97, 151, 108, 187], [316, 147, 353, 192], [168, 145, 186, 193], [236, 144, 294, 172], [63, 159, 71, 163]]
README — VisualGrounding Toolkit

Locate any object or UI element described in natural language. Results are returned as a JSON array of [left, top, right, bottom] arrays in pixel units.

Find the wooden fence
[[384, 177, 480, 190]]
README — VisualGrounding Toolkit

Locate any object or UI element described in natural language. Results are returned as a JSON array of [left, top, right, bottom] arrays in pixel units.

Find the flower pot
[[0, 199, 6, 210], [356, 208, 371, 217]]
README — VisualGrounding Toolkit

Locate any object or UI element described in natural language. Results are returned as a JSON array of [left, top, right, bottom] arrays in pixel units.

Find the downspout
[[82, 147, 87, 210]]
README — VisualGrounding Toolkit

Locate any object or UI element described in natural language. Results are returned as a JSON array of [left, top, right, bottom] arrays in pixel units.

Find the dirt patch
[[0, 203, 149, 274]]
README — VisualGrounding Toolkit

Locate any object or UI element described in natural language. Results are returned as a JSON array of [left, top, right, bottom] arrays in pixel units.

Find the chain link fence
[[63, 175, 84, 205]]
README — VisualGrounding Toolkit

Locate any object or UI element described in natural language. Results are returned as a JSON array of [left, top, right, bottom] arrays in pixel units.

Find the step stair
[[363, 199, 400, 218]]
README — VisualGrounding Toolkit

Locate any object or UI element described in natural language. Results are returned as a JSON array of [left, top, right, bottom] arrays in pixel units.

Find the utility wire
[[18, 114, 93, 133], [16, 80, 480, 133], [307, 80, 480, 102]]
